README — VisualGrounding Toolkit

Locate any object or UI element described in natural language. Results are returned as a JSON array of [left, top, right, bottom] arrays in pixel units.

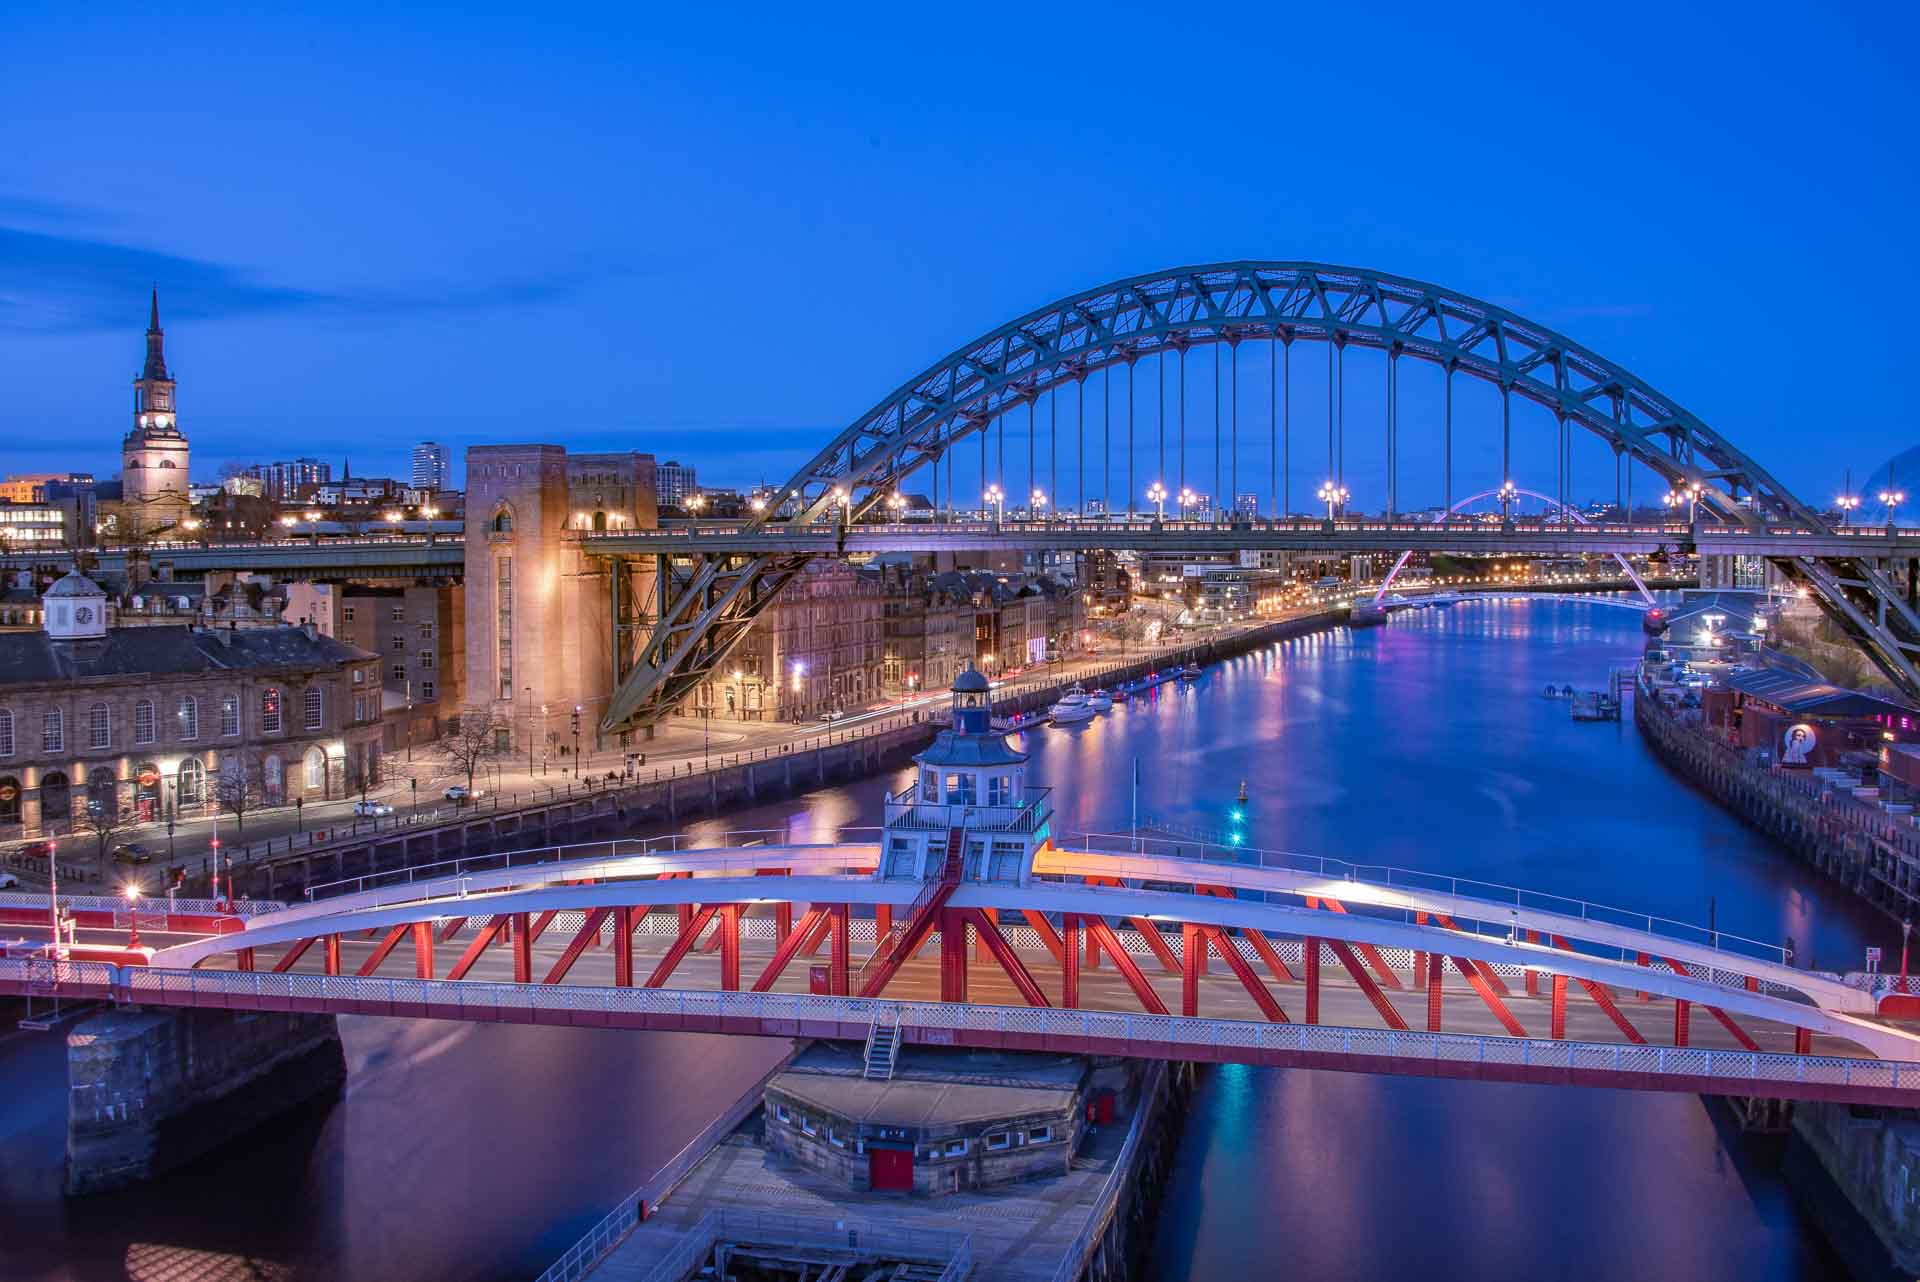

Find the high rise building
[[245, 458, 332, 500], [411, 441, 450, 491], [120, 291, 192, 535], [657, 460, 698, 508]]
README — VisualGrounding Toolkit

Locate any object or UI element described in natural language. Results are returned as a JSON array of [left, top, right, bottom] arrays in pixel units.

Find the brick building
[[0, 572, 382, 838], [285, 580, 465, 750], [698, 559, 884, 722]]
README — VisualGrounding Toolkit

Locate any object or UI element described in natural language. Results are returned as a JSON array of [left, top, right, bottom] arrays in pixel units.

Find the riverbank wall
[[1783, 1102, 1920, 1281], [65, 1006, 345, 1195], [218, 612, 1345, 903]]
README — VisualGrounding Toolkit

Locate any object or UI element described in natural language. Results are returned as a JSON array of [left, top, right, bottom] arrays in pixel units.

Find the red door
[[869, 1148, 913, 1192]]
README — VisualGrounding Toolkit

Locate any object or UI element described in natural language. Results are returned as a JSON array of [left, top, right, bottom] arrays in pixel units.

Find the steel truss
[[603, 262, 1920, 731]]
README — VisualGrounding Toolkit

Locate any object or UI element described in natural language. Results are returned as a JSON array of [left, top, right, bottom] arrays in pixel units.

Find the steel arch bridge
[[1374, 485, 1656, 604], [597, 261, 1920, 732]]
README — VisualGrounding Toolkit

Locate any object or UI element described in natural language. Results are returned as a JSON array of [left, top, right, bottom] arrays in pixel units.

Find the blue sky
[[3, 3, 1915, 512]]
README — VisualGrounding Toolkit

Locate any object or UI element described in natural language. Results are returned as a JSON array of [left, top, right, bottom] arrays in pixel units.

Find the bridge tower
[[880, 665, 1051, 883]]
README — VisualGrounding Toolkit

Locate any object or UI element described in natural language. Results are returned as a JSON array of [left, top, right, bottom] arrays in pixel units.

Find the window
[[391, 606, 405, 622], [988, 776, 1010, 806], [418, 623, 435, 640], [390, 634, 405, 651], [828, 1128, 846, 1149], [261, 687, 282, 733], [775, 1104, 792, 1124], [220, 694, 240, 737], [920, 769, 938, 801], [799, 1115, 817, 1136], [392, 663, 407, 682], [491, 508, 512, 533], [945, 1139, 968, 1156], [496, 556, 513, 698], [304, 747, 325, 790], [343, 606, 356, 623], [353, 694, 367, 722], [177, 757, 205, 805], [133, 699, 156, 745], [420, 681, 435, 701], [352, 668, 364, 685], [0, 709, 11, 757], [88, 702, 111, 749], [985, 1133, 1010, 1151], [177, 696, 198, 740], [1028, 1126, 1052, 1144], [418, 650, 435, 669], [41, 709, 62, 754], [303, 688, 323, 730], [945, 772, 977, 804]]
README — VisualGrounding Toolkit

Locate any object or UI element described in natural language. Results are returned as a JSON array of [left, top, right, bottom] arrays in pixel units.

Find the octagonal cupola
[[43, 570, 108, 641]]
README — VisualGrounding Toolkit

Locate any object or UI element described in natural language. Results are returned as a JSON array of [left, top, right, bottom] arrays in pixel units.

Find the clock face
[[74, 606, 93, 623]]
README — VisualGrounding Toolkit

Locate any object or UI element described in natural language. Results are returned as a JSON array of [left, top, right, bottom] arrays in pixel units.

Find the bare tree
[[345, 754, 376, 807], [73, 786, 139, 871], [438, 708, 507, 800], [215, 758, 267, 837]]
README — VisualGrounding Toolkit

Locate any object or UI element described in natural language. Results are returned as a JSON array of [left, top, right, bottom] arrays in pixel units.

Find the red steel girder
[[1200, 927, 1287, 1023], [512, 912, 532, 984], [1022, 909, 1066, 964], [449, 916, 510, 981], [1426, 951, 1443, 1031], [272, 936, 316, 973], [751, 907, 830, 992], [1551, 974, 1568, 1039], [1242, 929, 1296, 984], [1305, 938, 1322, 1024], [1427, 912, 1509, 996], [1083, 875, 1181, 974], [438, 917, 468, 944], [412, 921, 435, 980], [717, 904, 742, 991], [1450, 956, 1526, 1037], [357, 925, 410, 977], [1662, 957, 1761, 1052], [755, 868, 794, 940], [1325, 938, 1410, 1031], [544, 909, 614, 985], [1307, 898, 1401, 989], [647, 905, 719, 988], [614, 906, 637, 988], [857, 883, 958, 999], [965, 909, 1050, 1007], [1182, 924, 1202, 1016], [1062, 913, 1081, 1007], [1674, 998, 1692, 1047], [1550, 934, 1648, 1044], [324, 934, 341, 977], [938, 908, 968, 1003], [827, 903, 850, 996], [1081, 917, 1169, 1015]]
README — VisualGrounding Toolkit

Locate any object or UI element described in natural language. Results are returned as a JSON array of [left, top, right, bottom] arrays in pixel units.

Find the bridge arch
[[607, 264, 1920, 730], [1374, 485, 1655, 603]]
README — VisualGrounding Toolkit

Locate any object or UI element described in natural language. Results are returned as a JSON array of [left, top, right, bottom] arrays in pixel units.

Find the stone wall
[[66, 1007, 345, 1195], [1790, 1102, 1920, 1279]]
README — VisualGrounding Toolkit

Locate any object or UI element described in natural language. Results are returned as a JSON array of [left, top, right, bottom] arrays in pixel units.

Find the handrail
[[1049, 1060, 1167, 1282]]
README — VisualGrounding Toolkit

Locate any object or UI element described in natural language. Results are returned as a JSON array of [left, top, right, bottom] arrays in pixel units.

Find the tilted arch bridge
[[604, 262, 1920, 732]]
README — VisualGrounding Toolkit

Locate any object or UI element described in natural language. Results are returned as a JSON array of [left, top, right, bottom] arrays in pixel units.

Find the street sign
[[1867, 946, 1883, 973]]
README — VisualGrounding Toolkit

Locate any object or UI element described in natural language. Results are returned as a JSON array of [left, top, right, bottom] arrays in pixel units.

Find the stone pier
[[65, 1007, 346, 1195]]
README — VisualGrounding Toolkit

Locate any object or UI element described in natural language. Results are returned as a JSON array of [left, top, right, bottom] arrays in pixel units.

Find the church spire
[[142, 288, 169, 382]]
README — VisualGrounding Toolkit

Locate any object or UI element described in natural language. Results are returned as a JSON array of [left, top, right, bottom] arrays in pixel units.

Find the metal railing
[[631, 1209, 971, 1282], [1049, 1060, 1166, 1282], [882, 785, 1052, 834]]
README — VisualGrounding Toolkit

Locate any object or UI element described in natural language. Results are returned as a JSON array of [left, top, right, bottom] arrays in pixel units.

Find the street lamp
[[1146, 482, 1167, 519], [123, 884, 142, 949], [524, 686, 534, 775], [886, 491, 907, 521], [1498, 479, 1518, 523], [1316, 481, 1348, 522], [1836, 492, 1861, 526], [1880, 486, 1907, 526], [1178, 487, 1198, 520], [570, 706, 583, 777], [1030, 488, 1048, 520], [984, 484, 1005, 524], [686, 492, 708, 515]]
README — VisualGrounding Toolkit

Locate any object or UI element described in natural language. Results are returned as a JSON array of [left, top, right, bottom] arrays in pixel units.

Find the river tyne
[[0, 597, 1892, 1281]]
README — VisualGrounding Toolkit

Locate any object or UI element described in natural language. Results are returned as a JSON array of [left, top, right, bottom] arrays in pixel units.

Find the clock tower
[[121, 290, 191, 535]]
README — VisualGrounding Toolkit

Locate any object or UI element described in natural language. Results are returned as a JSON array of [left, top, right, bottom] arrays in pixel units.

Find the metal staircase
[[862, 1004, 902, 1080], [853, 828, 965, 996]]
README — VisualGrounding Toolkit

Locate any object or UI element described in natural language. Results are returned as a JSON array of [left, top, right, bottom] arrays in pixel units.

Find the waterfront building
[[285, 580, 465, 748], [656, 459, 698, 509], [701, 559, 884, 721], [0, 571, 383, 838], [115, 293, 192, 538], [410, 442, 450, 491], [0, 500, 73, 549]]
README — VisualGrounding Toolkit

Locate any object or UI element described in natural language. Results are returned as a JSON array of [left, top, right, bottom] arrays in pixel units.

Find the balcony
[[884, 782, 1052, 833]]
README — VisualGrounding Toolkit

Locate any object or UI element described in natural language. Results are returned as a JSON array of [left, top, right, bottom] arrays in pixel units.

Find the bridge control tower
[[879, 665, 1052, 885]]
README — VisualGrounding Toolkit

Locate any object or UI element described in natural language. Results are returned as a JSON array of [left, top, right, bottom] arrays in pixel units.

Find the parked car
[[352, 800, 395, 817], [113, 843, 155, 865], [14, 840, 55, 860], [0, 872, 19, 890]]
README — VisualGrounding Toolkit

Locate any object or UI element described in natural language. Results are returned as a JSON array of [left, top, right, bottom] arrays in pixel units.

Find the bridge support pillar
[[1550, 974, 1567, 1039], [324, 934, 341, 977], [1525, 931, 1541, 996], [614, 906, 636, 987], [829, 904, 849, 996], [512, 912, 532, 984], [1426, 952, 1443, 1032], [1673, 998, 1691, 1047], [1062, 914, 1081, 1008], [1181, 924, 1201, 1016], [412, 921, 434, 980], [1305, 938, 1320, 1024], [939, 909, 968, 1003], [718, 904, 742, 991]]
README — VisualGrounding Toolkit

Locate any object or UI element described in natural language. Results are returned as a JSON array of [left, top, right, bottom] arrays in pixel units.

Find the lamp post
[[1903, 917, 1913, 994], [1498, 479, 1518, 525], [1147, 482, 1167, 519], [1178, 488, 1198, 521], [1836, 492, 1861, 526], [570, 706, 582, 778], [1030, 488, 1048, 521], [983, 484, 1004, 526], [524, 685, 534, 775], [1316, 481, 1348, 523], [1880, 486, 1907, 527], [886, 491, 906, 522], [123, 885, 142, 950]]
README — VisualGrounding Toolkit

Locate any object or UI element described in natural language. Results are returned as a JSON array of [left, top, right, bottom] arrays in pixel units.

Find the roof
[[769, 1044, 1083, 1128], [43, 571, 105, 599], [0, 625, 376, 687], [951, 666, 990, 693], [917, 727, 1028, 768], [1724, 668, 1917, 719]]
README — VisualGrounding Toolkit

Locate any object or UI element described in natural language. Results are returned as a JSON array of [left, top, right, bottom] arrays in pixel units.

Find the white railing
[[10, 963, 1908, 1096], [533, 1051, 802, 1282], [0, 890, 282, 917], [630, 1210, 970, 1282]]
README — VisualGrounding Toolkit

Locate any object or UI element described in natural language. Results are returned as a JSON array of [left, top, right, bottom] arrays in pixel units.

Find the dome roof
[[951, 665, 990, 693], [43, 570, 105, 599]]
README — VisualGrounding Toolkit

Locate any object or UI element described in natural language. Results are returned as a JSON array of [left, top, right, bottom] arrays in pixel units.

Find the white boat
[[1178, 663, 1203, 680], [1087, 688, 1114, 711], [1049, 683, 1098, 723]]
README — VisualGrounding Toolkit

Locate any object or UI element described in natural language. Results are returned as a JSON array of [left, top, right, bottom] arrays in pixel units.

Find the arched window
[[42, 710, 63, 754], [0, 709, 12, 758], [39, 771, 69, 820], [177, 696, 198, 740], [303, 687, 323, 731], [133, 699, 155, 745], [126, 458, 143, 469], [491, 508, 513, 533], [0, 775, 18, 824], [159, 460, 176, 469], [177, 758, 205, 805], [592, 510, 607, 532], [304, 747, 325, 791], [88, 703, 111, 749], [261, 687, 282, 733]]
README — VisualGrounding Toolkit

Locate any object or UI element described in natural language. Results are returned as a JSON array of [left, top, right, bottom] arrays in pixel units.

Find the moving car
[[444, 785, 476, 803], [0, 872, 19, 890], [353, 800, 395, 817], [113, 843, 155, 865], [819, 709, 847, 723]]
